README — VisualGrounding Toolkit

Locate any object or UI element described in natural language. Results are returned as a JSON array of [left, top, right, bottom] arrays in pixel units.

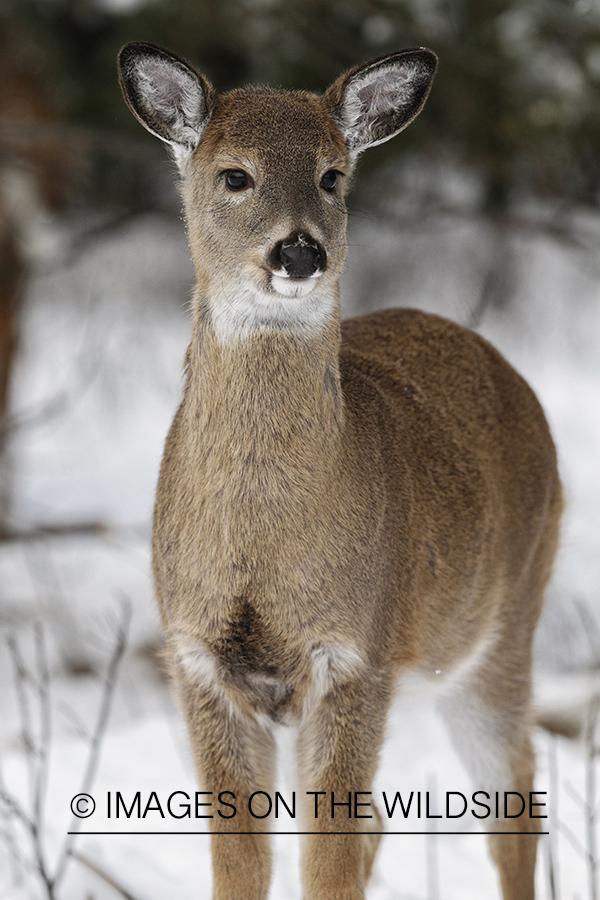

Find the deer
[[117, 41, 562, 900]]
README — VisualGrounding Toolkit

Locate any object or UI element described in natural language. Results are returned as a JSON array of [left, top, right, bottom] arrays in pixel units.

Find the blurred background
[[1, 1, 600, 898]]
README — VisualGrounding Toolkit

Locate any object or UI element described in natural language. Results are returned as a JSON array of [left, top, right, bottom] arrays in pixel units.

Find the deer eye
[[320, 170, 341, 192], [224, 170, 251, 191]]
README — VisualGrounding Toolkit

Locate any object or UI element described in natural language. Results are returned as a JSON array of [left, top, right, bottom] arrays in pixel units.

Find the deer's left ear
[[327, 49, 437, 157]]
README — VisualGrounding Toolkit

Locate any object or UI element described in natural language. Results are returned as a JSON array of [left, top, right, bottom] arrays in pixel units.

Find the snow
[[1, 207, 599, 898]]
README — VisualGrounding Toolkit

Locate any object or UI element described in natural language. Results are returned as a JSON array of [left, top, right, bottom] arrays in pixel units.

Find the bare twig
[[6, 630, 54, 898], [564, 779, 585, 810], [0, 763, 25, 884], [375, 196, 600, 257], [52, 599, 131, 887], [0, 748, 54, 898], [33, 624, 51, 838], [557, 696, 600, 900], [0, 521, 108, 543], [57, 701, 92, 742], [24, 541, 93, 678], [573, 598, 600, 669], [425, 772, 440, 900], [70, 849, 148, 900], [0, 339, 103, 445], [585, 696, 600, 900], [0, 274, 105, 450], [55, 210, 177, 274], [0, 765, 35, 834], [557, 819, 586, 860], [467, 223, 514, 329], [7, 635, 36, 805], [545, 733, 560, 900], [0, 604, 131, 898]]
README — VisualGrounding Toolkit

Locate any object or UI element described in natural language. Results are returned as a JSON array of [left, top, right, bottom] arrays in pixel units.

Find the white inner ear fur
[[135, 57, 208, 166], [342, 62, 417, 154]]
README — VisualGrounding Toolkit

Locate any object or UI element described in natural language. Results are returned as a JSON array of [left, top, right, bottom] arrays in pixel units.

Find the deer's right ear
[[117, 42, 215, 166]]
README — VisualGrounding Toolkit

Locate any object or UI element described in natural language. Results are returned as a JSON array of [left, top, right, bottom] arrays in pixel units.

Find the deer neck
[[183, 291, 345, 500]]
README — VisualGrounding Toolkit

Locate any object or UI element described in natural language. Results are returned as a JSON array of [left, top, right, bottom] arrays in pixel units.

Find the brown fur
[[118, 43, 562, 900]]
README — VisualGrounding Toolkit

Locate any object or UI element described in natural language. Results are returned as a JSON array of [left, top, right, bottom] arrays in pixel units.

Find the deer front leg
[[175, 664, 276, 900], [298, 674, 390, 900], [438, 643, 540, 900]]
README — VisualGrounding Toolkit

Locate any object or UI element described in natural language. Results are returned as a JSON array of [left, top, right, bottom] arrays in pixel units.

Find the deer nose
[[274, 233, 326, 278]]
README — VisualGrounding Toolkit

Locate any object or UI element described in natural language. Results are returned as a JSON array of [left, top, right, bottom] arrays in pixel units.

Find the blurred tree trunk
[[0, 192, 23, 533], [0, 25, 69, 534]]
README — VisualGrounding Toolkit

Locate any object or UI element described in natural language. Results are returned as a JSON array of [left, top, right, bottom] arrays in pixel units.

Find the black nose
[[272, 233, 326, 278]]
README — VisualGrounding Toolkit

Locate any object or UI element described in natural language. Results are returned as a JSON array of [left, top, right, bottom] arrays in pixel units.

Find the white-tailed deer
[[118, 42, 562, 900]]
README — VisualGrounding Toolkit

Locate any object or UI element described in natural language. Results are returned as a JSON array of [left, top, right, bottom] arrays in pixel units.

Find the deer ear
[[117, 42, 215, 166], [327, 49, 437, 157]]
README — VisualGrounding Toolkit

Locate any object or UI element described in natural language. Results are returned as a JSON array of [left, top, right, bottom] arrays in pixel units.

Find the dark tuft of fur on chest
[[212, 598, 297, 720]]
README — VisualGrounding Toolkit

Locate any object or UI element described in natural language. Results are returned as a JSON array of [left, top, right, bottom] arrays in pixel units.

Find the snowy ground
[[0, 207, 599, 899]]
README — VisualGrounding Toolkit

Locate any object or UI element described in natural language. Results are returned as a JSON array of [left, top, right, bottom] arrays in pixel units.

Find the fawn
[[118, 42, 562, 900]]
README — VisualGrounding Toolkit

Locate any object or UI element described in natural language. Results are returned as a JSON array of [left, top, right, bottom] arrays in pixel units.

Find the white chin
[[271, 273, 319, 298]]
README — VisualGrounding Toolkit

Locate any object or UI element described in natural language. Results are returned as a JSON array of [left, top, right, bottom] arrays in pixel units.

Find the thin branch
[[425, 772, 440, 900], [546, 734, 560, 900], [0, 521, 108, 543], [0, 767, 35, 835], [0, 274, 106, 450], [7, 635, 36, 805], [374, 198, 600, 274], [0, 114, 160, 167], [0, 765, 25, 886], [573, 597, 600, 669], [24, 541, 93, 679], [557, 820, 587, 861], [57, 701, 91, 742], [585, 696, 600, 900], [70, 849, 149, 900], [52, 599, 131, 887], [0, 773, 53, 899], [1, 609, 131, 898], [0, 822, 24, 886], [0, 333, 103, 444], [33, 624, 51, 839], [54, 210, 178, 274], [564, 779, 587, 814]]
